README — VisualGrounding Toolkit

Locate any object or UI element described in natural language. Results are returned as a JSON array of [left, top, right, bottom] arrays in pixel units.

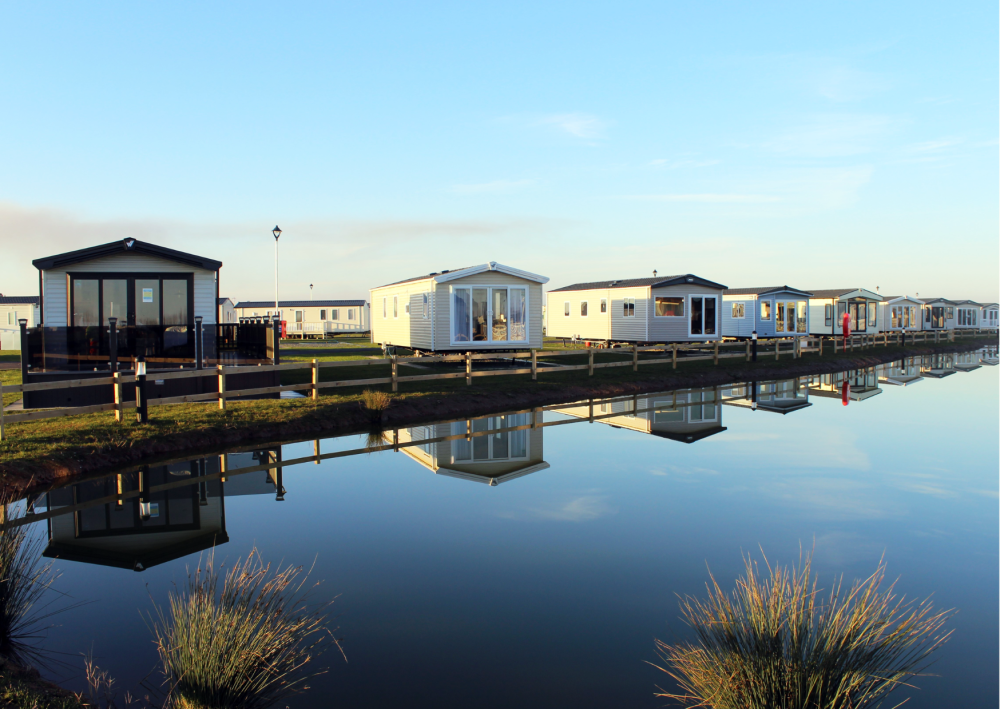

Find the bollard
[[751, 330, 758, 362], [108, 317, 118, 372], [135, 357, 148, 423], [195, 316, 204, 369], [113, 372, 123, 421], [750, 380, 757, 410]]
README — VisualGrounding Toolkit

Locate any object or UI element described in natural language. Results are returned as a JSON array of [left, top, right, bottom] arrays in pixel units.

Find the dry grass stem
[[653, 551, 953, 709]]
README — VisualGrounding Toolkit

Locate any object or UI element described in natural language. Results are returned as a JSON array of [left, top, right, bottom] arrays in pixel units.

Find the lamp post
[[272, 225, 282, 321]]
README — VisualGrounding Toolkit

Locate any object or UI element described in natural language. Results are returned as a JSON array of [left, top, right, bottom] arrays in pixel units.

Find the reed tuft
[[360, 389, 392, 418], [0, 495, 64, 666], [653, 552, 953, 709], [150, 549, 340, 709]]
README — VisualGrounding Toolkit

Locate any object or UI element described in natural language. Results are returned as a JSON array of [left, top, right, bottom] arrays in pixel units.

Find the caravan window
[[655, 297, 684, 317], [623, 298, 635, 317], [564, 301, 570, 317], [731, 302, 745, 319], [600, 299, 607, 313], [824, 304, 833, 326], [393, 296, 398, 318], [320, 309, 327, 320], [422, 293, 429, 319], [451, 286, 527, 344], [580, 301, 588, 317], [760, 301, 771, 321]]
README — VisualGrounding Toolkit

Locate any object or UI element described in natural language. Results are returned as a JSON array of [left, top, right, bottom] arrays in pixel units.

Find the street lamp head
[[272, 225, 282, 240]]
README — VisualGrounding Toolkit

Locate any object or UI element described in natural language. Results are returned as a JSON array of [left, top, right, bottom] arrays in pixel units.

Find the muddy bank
[[1, 339, 992, 494]]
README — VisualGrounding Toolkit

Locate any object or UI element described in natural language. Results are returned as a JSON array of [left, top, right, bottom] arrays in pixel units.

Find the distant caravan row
[[368, 263, 998, 352]]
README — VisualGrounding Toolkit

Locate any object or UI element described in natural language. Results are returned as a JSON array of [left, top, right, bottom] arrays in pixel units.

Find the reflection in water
[[0, 349, 995, 707]]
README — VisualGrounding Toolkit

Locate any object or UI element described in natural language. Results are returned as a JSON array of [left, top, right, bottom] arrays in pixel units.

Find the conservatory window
[[451, 286, 527, 344]]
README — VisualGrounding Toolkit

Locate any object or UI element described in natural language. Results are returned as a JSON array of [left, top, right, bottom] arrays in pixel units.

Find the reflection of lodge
[[808, 369, 882, 402], [399, 412, 549, 485], [722, 378, 811, 414], [559, 387, 726, 443], [877, 357, 924, 387], [919, 353, 956, 379], [981, 346, 998, 367], [41, 451, 281, 572], [953, 351, 982, 373]]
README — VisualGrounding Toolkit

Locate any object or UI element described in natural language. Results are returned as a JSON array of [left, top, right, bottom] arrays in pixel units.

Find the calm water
[[15, 349, 1000, 707]]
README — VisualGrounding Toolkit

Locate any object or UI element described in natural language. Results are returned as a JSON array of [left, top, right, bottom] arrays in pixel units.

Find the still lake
[[22, 350, 1000, 707]]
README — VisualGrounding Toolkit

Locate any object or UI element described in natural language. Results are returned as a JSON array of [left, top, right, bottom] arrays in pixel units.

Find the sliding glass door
[[689, 296, 717, 337], [452, 286, 528, 345]]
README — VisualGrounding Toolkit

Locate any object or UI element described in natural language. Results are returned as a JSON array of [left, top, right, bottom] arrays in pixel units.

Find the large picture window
[[451, 413, 529, 462], [655, 297, 684, 317], [451, 286, 527, 344]]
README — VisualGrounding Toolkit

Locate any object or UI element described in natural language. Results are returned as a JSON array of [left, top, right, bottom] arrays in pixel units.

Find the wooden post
[[588, 348, 594, 376], [633, 344, 638, 371], [775, 339, 780, 360], [713, 340, 719, 365], [0, 385, 5, 443], [115, 473, 125, 508], [314, 439, 320, 464], [819, 337, 824, 356], [531, 349, 537, 381], [672, 343, 677, 369], [219, 452, 228, 482], [311, 358, 319, 400], [745, 339, 751, 362], [113, 372, 123, 421], [531, 407, 539, 428], [466, 351, 472, 386], [217, 365, 226, 410], [588, 399, 594, 422], [391, 355, 398, 392], [392, 428, 399, 451]]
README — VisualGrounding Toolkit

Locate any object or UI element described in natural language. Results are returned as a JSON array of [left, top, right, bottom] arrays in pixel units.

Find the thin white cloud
[[449, 179, 537, 195], [905, 138, 963, 153], [515, 494, 618, 522], [622, 193, 781, 204], [540, 113, 607, 140]]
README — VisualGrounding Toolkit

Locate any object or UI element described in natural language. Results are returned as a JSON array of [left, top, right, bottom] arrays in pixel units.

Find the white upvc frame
[[773, 299, 808, 335], [580, 300, 589, 318], [731, 302, 746, 319], [687, 295, 719, 338], [563, 301, 570, 317], [653, 295, 686, 319], [449, 283, 531, 347]]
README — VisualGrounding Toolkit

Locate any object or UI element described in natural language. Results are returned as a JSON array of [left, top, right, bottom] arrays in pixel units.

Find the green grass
[[653, 552, 952, 709], [1, 350, 21, 408], [0, 663, 84, 709]]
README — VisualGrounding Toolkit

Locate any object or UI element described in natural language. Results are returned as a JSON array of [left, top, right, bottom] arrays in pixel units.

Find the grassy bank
[[0, 337, 995, 488]]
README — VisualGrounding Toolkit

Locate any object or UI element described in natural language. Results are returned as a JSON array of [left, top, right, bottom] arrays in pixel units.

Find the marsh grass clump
[[150, 549, 339, 709], [360, 388, 392, 421], [0, 496, 65, 666], [654, 553, 953, 709]]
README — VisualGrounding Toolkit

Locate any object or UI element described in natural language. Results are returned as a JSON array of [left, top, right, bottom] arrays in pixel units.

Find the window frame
[[688, 295, 718, 337], [731, 302, 745, 319], [760, 300, 771, 321], [622, 297, 635, 318], [393, 295, 398, 319], [564, 301, 570, 317], [654, 296, 685, 318], [449, 284, 530, 346], [580, 301, 589, 318], [600, 298, 607, 314]]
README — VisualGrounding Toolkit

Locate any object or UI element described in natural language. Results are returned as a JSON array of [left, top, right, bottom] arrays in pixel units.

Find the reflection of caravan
[[920, 354, 956, 379], [953, 351, 983, 373], [878, 358, 923, 386], [398, 412, 548, 485], [43, 453, 279, 572], [723, 379, 812, 414], [981, 346, 998, 366], [809, 369, 882, 402], [560, 388, 726, 443]]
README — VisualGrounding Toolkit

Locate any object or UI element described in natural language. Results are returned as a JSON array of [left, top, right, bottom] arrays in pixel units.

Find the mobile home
[[981, 303, 998, 329], [722, 286, 812, 339], [951, 300, 983, 330], [919, 298, 955, 331], [0, 295, 40, 350], [722, 378, 812, 414], [806, 289, 882, 335], [370, 262, 547, 352], [234, 300, 369, 337], [877, 296, 923, 333], [218, 297, 237, 324], [546, 273, 727, 344]]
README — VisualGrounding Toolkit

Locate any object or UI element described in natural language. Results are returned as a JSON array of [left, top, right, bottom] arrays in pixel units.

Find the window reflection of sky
[[31, 359, 999, 709]]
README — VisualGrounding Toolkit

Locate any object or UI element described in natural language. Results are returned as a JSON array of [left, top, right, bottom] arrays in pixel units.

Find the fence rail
[[0, 328, 993, 439]]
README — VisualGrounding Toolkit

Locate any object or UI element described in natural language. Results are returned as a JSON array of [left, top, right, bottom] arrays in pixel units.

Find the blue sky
[[1, 2, 997, 302]]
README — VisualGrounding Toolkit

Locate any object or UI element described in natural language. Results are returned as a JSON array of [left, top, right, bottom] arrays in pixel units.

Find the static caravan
[[546, 273, 727, 345], [980, 303, 998, 329], [370, 262, 547, 353], [218, 297, 237, 324], [722, 286, 812, 339], [559, 388, 726, 444], [235, 299, 369, 337], [722, 378, 812, 414], [877, 296, 923, 333], [0, 295, 40, 350], [919, 298, 955, 331], [951, 300, 983, 330], [806, 289, 882, 336], [397, 413, 548, 486]]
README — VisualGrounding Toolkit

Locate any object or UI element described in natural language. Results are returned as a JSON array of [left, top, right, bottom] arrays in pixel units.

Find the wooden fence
[[0, 328, 991, 440]]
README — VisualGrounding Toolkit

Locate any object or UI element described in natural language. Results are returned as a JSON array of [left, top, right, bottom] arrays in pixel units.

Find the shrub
[[653, 552, 952, 709]]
